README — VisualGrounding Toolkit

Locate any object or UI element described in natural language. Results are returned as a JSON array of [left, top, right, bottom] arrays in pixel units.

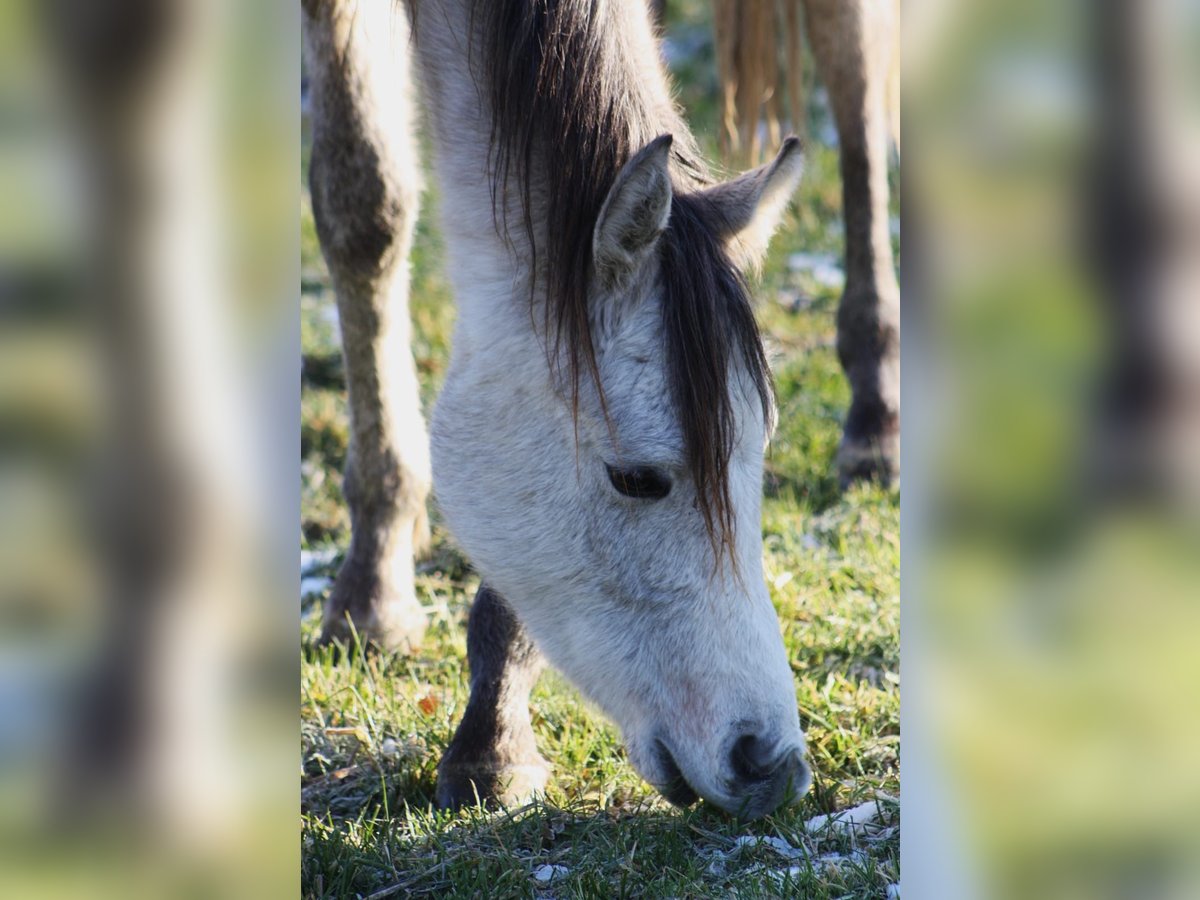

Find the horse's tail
[[712, 0, 901, 166], [713, 0, 799, 168]]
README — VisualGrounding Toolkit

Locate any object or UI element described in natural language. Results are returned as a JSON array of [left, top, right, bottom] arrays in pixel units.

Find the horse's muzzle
[[654, 730, 811, 819], [724, 732, 811, 819]]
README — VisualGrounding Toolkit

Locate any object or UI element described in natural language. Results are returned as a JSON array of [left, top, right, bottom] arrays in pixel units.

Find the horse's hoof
[[435, 756, 551, 811], [318, 564, 428, 653], [836, 433, 898, 490]]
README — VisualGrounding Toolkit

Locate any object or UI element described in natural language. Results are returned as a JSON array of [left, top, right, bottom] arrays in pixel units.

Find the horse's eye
[[606, 464, 672, 500]]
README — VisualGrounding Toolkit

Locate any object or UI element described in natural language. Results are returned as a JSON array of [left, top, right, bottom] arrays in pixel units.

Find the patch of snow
[[301, 575, 331, 598], [703, 831, 892, 888], [731, 834, 807, 860], [532, 864, 569, 883], [301, 548, 339, 574], [786, 252, 844, 289], [320, 302, 341, 336], [754, 852, 869, 888], [704, 854, 727, 877], [805, 799, 888, 837]]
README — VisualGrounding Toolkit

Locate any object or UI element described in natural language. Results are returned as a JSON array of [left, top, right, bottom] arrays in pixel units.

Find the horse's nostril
[[730, 732, 779, 784], [728, 738, 812, 817], [655, 740, 699, 807]]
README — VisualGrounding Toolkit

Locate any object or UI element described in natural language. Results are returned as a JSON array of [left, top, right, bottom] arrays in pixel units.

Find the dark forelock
[[470, 0, 773, 560]]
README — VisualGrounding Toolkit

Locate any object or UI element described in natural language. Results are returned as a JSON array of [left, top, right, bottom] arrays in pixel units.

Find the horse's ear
[[593, 134, 674, 289], [703, 136, 804, 270]]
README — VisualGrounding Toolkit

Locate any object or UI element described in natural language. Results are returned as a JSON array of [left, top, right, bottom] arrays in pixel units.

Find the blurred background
[[905, 0, 1200, 897], [1, 0, 1198, 897], [0, 0, 297, 896]]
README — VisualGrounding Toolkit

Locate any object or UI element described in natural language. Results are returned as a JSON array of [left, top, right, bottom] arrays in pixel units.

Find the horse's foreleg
[[437, 585, 550, 809], [804, 0, 900, 487], [304, 1, 428, 650]]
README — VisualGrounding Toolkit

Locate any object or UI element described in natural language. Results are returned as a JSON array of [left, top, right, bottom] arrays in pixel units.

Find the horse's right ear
[[702, 136, 804, 270], [593, 134, 674, 289]]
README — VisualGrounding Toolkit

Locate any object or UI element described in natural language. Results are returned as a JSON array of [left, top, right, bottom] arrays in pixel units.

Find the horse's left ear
[[593, 134, 674, 289], [702, 137, 804, 270]]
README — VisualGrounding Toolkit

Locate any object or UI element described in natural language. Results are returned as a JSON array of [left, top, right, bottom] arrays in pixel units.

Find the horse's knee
[[304, 0, 418, 284], [308, 143, 417, 285], [341, 452, 429, 525]]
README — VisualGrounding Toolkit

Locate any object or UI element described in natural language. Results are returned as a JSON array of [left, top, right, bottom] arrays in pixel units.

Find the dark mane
[[472, 0, 773, 560]]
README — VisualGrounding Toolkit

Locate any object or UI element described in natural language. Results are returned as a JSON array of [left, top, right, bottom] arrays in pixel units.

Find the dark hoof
[[436, 754, 551, 810], [318, 563, 428, 653], [836, 433, 898, 490]]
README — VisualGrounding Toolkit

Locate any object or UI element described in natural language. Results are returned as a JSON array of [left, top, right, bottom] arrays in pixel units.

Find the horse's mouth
[[655, 741, 699, 807]]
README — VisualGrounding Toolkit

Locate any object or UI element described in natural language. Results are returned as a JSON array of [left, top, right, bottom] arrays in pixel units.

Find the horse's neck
[[408, 0, 681, 348]]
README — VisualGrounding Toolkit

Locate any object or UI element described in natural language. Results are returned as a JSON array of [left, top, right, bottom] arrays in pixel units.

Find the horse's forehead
[[600, 344, 764, 464], [593, 266, 765, 459], [602, 269, 665, 343], [602, 351, 679, 448], [596, 278, 669, 382]]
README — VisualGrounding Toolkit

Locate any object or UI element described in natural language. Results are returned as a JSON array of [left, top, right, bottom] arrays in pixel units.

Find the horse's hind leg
[[437, 585, 550, 809], [304, 0, 428, 650], [803, 0, 900, 487]]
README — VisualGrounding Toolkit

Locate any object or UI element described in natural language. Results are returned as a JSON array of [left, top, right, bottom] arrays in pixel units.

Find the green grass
[[301, 17, 898, 898]]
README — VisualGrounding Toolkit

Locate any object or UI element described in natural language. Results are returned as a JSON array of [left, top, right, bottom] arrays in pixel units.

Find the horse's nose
[[730, 732, 783, 783], [727, 731, 811, 817]]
